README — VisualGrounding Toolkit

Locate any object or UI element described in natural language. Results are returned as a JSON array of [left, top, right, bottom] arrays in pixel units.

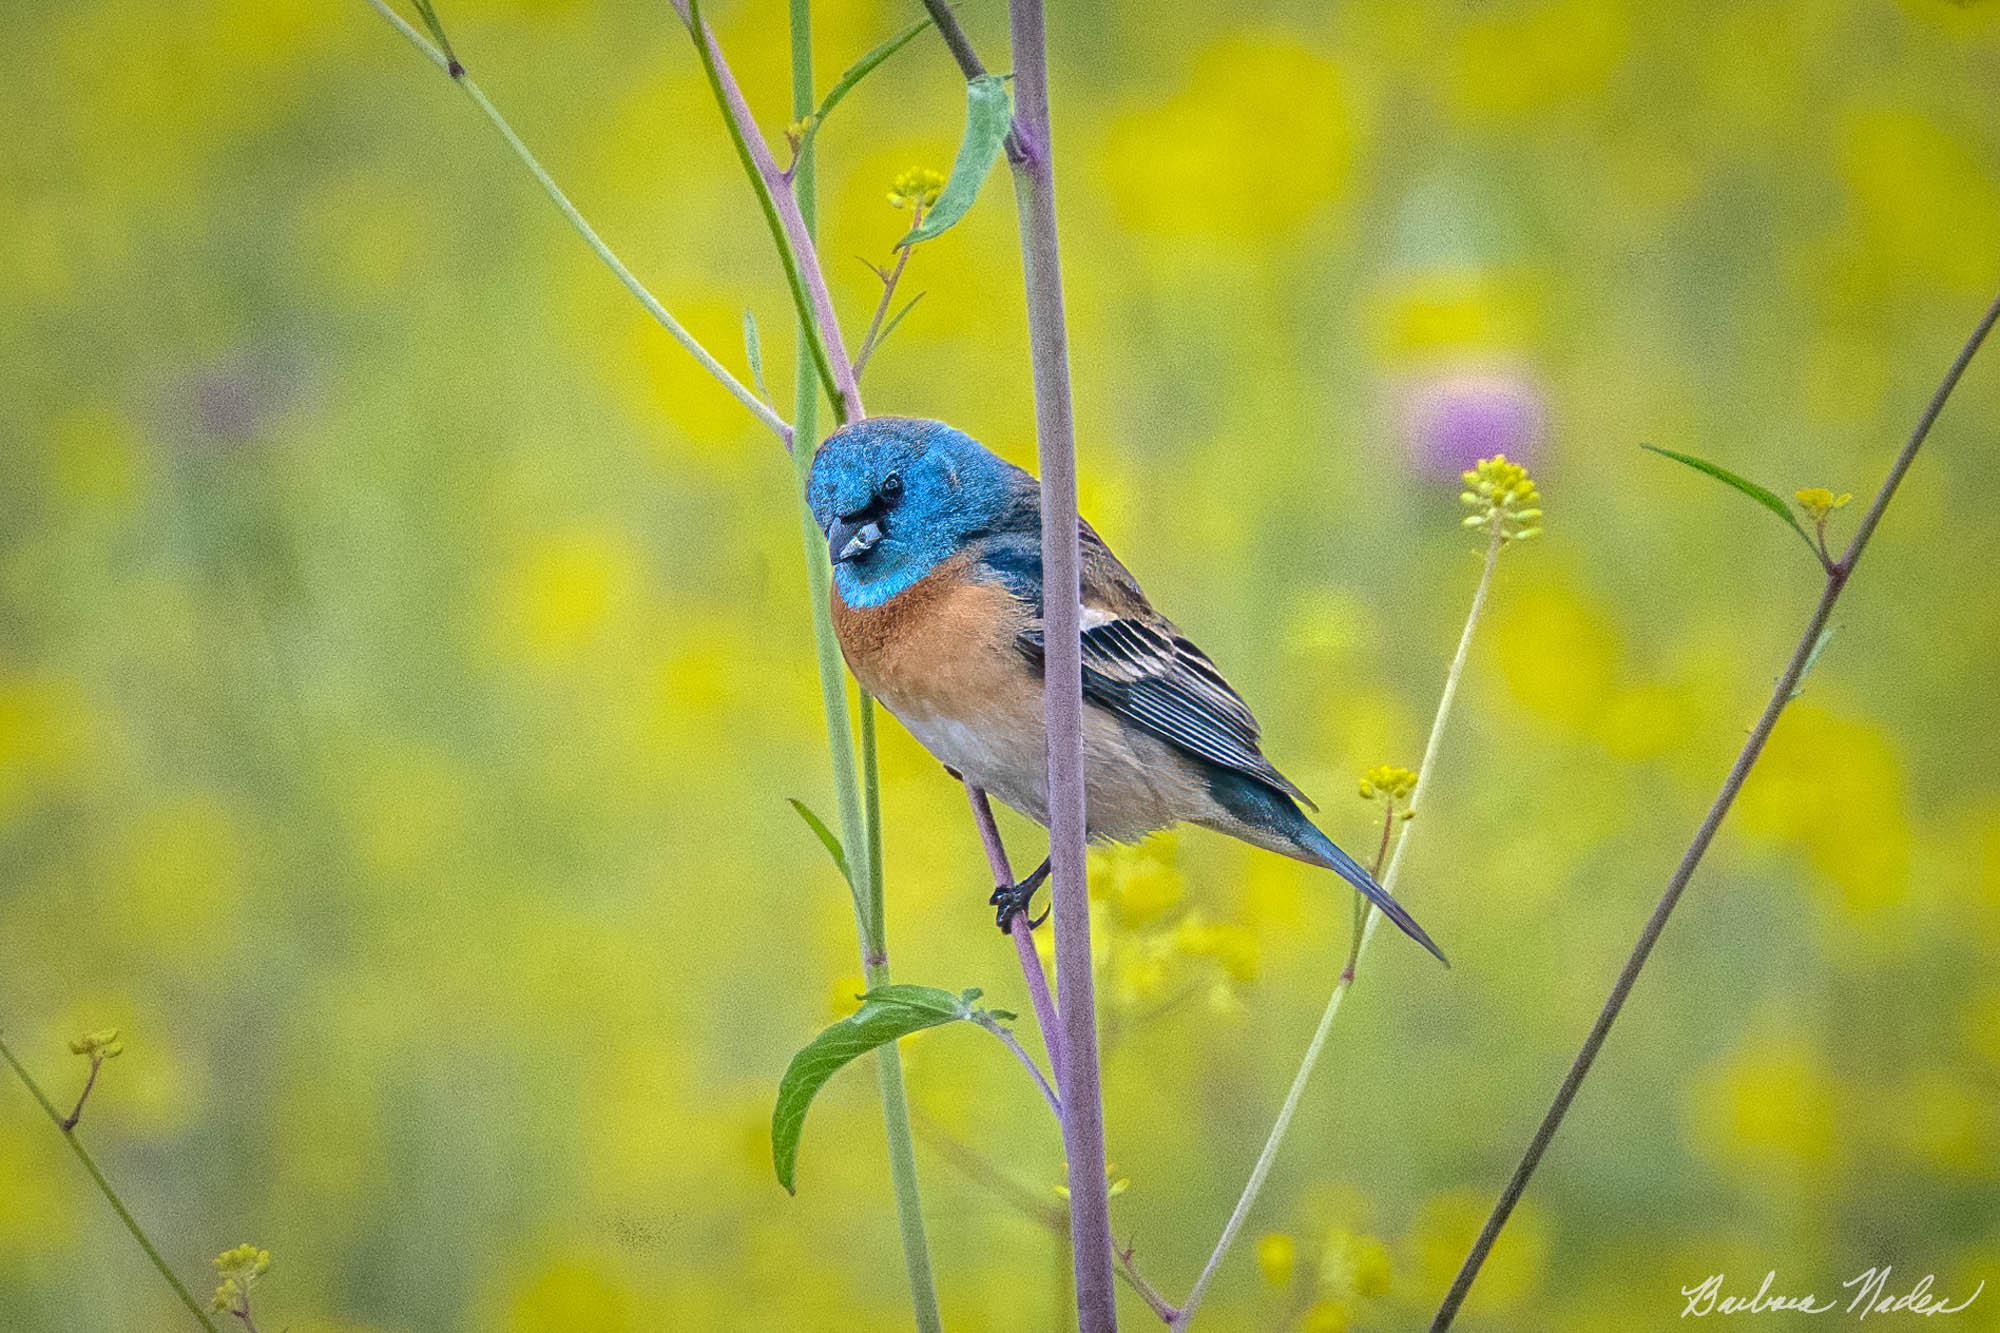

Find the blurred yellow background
[[4, 0, 2000, 1328]]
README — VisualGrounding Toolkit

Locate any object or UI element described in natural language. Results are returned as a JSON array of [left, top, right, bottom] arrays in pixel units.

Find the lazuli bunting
[[806, 416, 1445, 964]]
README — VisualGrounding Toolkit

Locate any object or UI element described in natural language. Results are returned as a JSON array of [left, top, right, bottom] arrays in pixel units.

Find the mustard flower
[[1794, 487, 1853, 523], [69, 1028, 123, 1060], [209, 1244, 270, 1317], [1460, 454, 1543, 542], [887, 167, 946, 212]]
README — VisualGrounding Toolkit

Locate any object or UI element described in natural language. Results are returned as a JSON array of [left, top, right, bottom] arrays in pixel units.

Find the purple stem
[[669, 0, 864, 423], [1003, 1, 1117, 1326], [965, 786, 1066, 1088]]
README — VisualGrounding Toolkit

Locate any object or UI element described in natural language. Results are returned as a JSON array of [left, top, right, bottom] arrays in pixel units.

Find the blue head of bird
[[807, 417, 1024, 607]]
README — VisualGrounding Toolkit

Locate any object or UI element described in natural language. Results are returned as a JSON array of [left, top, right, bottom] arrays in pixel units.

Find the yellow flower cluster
[[1356, 765, 1417, 803], [209, 1243, 270, 1314], [68, 1028, 123, 1060], [1358, 764, 1419, 822], [1257, 1224, 1393, 1326], [887, 167, 946, 211], [1460, 454, 1543, 543], [1794, 487, 1853, 523], [1047, 839, 1261, 1018]]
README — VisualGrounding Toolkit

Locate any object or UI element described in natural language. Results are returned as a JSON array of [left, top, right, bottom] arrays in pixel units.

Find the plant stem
[[779, 4, 937, 1326], [359, 0, 790, 446], [1433, 288, 2000, 1329], [966, 786, 1066, 1087], [0, 1034, 219, 1331], [677, 0, 863, 425], [973, 1012, 1063, 1119], [1175, 522, 1505, 1329], [1000, 2, 1117, 1326]]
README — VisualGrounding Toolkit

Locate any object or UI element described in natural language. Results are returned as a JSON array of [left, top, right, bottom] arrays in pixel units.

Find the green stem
[[783, 4, 937, 1327], [1174, 521, 1506, 1329], [359, 0, 789, 445], [0, 1035, 220, 1331], [859, 692, 887, 946]]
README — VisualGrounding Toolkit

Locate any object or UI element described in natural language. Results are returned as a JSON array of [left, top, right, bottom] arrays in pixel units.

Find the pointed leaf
[[408, 0, 462, 74], [898, 74, 1011, 247], [773, 985, 975, 1192], [795, 15, 935, 162], [1640, 444, 1814, 548], [787, 798, 852, 888]]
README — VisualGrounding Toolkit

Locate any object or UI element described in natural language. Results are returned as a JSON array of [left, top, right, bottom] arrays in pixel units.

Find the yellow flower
[[1300, 1298, 1351, 1333], [1093, 839, 1185, 928], [1257, 1231, 1297, 1287], [887, 167, 946, 211], [212, 1243, 271, 1283], [1459, 454, 1543, 542], [1175, 915, 1258, 983], [1321, 1228, 1392, 1298], [1357, 765, 1417, 803], [1793, 487, 1853, 522], [209, 1244, 270, 1312], [68, 1029, 123, 1060]]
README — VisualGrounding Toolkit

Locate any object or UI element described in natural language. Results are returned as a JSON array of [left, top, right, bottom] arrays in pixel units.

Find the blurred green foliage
[[5, 0, 2000, 1328]]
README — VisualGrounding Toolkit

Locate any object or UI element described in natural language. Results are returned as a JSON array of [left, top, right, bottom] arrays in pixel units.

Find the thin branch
[[854, 207, 925, 382], [359, 0, 791, 446], [1117, 1239, 1182, 1324], [1433, 288, 2000, 1328], [966, 786, 1066, 1087], [61, 1053, 104, 1132], [672, 0, 864, 425], [973, 1012, 1062, 1120], [0, 1034, 220, 1331]]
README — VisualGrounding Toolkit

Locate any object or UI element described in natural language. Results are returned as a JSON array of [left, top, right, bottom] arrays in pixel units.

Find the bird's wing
[[1011, 521, 1316, 809]]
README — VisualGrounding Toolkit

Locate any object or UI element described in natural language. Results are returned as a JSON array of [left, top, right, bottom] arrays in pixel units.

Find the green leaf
[[742, 309, 770, 404], [787, 798, 852, 888], [773, 985, 977, 1193], [408, 0, 462, 74], [898, 74, 1012, 248], [795, 15, 935, 162], [1639, 444, 1815, 550]]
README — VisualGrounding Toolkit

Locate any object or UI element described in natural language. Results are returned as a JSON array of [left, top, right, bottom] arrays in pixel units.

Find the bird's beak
[[827, 516, 884, 564]]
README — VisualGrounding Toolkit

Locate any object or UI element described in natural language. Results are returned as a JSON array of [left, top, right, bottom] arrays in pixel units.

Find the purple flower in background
[[1400, 368, 1547, 480]]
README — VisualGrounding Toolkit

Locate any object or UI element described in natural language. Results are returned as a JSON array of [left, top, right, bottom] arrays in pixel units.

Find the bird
[[805, 416, 1446, 964]]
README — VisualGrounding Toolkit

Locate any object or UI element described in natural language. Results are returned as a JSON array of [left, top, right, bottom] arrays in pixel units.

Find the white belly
[[892, 702, 1214, 845]]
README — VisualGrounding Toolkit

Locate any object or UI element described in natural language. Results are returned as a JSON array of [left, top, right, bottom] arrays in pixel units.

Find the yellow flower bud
[[1257, 1232, 1297, 1287]]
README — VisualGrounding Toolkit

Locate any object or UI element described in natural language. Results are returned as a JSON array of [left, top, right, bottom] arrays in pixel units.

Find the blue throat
[[832, 544, 945, 608]]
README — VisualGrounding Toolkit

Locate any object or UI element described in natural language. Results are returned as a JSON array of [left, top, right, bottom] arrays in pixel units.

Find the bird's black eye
[[880, 472, 903, 503]]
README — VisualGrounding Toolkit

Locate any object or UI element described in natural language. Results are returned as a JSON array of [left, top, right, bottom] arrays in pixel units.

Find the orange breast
[[831, 554, 1036, 723]]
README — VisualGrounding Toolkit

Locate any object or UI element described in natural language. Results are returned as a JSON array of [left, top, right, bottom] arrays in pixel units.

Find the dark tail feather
[[1202, 768, 1448, 966], [1295, 820, 1449, 967]]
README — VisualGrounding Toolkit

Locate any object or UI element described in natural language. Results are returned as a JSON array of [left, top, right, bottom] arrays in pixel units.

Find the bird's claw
[[990, 857, 1052, 934]]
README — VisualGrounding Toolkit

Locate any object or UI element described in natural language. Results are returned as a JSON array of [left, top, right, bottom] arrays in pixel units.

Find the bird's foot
[[990, 857, 1052, 933]]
